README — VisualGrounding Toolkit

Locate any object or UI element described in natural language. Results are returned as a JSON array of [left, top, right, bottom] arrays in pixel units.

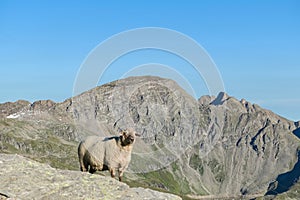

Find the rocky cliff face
[[192, 92, 299, 196], [0, 76, 299, 199]]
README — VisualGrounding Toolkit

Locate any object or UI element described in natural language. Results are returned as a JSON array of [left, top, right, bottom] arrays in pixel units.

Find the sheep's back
[[83, 136, 133, 170], [85, 136, 107, 164]]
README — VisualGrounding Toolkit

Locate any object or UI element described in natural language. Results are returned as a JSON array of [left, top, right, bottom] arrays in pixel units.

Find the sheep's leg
[[110, 168, 116, 178], [119, 170, 123, 182], [79, 158, 88, 172], [118, 170, 124, 182], [80, 165, 87, 172], [118, 175, 123, 182], [78, 142, 88, 172], [79, 162, 86, 172], [118, 164, 128, 182]]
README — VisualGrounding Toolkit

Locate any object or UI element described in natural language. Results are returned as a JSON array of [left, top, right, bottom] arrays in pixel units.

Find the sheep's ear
[[135, 133, 141, 137]]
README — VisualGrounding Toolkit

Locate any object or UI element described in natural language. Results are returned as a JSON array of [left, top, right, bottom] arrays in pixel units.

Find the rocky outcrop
[[0, 76, 299, 198], [0, 153, 181, 200], [0, 100, 30, 118]]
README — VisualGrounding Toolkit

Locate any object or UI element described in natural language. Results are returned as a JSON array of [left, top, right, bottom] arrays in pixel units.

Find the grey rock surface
[[0, 153, 181, 200], [191, 92, 300, 196]]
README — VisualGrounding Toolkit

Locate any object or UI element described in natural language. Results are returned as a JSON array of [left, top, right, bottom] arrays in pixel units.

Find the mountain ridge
[[1, 82, 297, 124], [0, 76, 299, 199]]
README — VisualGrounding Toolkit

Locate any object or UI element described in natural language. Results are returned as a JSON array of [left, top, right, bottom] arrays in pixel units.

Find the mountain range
[[0, 76, 299, 199]]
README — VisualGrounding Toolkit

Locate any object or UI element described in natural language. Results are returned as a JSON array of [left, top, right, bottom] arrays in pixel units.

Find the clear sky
[[0, 0, 299, 121]]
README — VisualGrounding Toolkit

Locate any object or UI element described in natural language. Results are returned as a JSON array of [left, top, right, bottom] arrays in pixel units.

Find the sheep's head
[[120, 128, 140, 146]]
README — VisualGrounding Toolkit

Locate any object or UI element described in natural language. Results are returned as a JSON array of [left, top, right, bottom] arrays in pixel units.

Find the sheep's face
[[120, 128, 138, 146]]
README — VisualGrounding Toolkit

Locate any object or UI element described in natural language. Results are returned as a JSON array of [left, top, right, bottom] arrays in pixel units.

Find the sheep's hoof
[[80, 167, 87, 172], [119, 177, 122, 182], [89, 168, 96, 174]]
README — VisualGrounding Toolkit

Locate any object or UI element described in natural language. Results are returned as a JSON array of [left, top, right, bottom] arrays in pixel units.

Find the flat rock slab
[[0, 154, 181, 200]]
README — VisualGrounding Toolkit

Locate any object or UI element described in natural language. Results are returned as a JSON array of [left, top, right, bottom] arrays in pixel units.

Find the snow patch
[[7, 113, 20, 119], [6, 112, 26, 119]]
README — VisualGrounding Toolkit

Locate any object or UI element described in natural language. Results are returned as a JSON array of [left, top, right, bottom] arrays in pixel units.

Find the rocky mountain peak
[[0, 76, 299, 199], [30, 100, 56, 111], [198, 95, 215, 105], [210, 91, 229, 105], [0, 100, 30, 118]]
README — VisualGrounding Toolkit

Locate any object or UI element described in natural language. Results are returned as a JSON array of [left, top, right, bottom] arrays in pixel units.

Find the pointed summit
[[211, 91, 229, 105]]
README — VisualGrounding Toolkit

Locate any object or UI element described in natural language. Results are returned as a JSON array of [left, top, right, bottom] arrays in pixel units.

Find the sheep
[[78, 128, 139, 181]]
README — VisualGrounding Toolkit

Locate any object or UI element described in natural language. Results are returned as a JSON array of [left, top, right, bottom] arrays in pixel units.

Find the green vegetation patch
[[126, 167, 191, 196], [189, 153, 204, 175], [208, 158, 225, 183]]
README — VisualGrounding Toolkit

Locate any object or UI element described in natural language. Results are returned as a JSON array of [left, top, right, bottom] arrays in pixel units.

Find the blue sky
[[0, 0, 299, 121]]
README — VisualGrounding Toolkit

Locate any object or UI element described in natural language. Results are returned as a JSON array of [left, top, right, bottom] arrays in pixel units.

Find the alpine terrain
[[0, 76, 299, 199]]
